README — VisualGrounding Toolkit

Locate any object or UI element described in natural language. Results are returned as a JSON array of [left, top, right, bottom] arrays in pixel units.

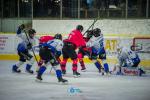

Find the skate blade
[[35, 79, 42, 82], [25, 70, 34, 74], [59, 81, 69, 85], [62, 74, 66, 76], [12, 71, 21, 73], [81, 70, 86, 72], [73, 75, 81, 78]]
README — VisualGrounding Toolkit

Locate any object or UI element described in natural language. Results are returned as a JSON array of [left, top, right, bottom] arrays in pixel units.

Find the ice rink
[[0, 60, 150, 100]]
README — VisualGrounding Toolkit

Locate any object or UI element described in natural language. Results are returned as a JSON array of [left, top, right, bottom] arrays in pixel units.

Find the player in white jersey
[[117, 47, 140, 67], [86, 28, 110, 75], [12, 24, 36, 74], [114, 46, 145, 76], [36, 34, 68, 83]]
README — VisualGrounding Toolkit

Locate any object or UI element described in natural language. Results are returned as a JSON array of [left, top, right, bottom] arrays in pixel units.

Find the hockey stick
[[24, 30, 39, 65], [83, 19, 98, 36]]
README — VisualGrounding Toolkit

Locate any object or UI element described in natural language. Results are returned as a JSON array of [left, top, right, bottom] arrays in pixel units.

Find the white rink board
[[0, 34, 149, 61], [33, 19, 150, 34]]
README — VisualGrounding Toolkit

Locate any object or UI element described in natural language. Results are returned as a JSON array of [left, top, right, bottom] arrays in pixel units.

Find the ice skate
[[106, 72, 111, 76], [36, 75, 43, 82], [62, 70, 66, 76], [81, 68, 86, 72], [58, 77, 68, 84], [101, 68, 105, 76], [138, 68, 145, 76], [73, 71, 81, 78], [26, 64, 34, 74], [26, 69, 34, 74], [12, 65, 21, 73]]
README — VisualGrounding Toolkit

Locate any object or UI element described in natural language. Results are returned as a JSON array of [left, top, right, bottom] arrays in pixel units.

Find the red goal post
[[131, 37, 150, 53]]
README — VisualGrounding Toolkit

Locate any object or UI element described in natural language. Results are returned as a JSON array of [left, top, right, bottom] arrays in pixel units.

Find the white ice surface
[[0, 60, 150, 100]]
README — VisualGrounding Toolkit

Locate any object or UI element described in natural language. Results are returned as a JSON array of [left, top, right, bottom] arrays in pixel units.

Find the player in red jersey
[[60, 25, 86, 77]]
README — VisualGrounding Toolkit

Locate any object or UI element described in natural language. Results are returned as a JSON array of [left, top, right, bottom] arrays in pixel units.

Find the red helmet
[[39, 36, 54, 44]]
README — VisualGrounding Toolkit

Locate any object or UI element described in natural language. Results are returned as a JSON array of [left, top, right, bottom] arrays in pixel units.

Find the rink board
[[0, 54, 150, 69], [0, 33, 150, 69]]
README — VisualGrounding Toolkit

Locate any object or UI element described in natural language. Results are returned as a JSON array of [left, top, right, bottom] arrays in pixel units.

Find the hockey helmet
[[76, 25, 83, 32], [20, 24, 25, 30], [93, 28, 101, 37], [28, 29, 36, 38], [54, 33, 62, 40]]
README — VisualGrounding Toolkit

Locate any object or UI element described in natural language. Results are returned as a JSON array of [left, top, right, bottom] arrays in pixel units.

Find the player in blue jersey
[[36, 33, 68, 83], [12, 24, 36, 74], [86, 28, 110, 75]]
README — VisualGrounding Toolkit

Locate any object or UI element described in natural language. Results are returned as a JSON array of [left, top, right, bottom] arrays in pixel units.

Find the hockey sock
[[79, 60, 85, 69], [12, 65, 18, 71], [56, 70, 62, 78], [72, 59, 78, 71], [26, 64, 32, 71], [94, 61, 102, 71], [78, 53, 85, 69], [60, 58, 67, 71], [38, 66, 46, 76], [103, 63, 109, 73]]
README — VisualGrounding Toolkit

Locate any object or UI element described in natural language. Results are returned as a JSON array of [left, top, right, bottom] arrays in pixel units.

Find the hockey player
[[12, 25, 36, 74], [77, 30, 103, 73], [114, 46, 145, 76], [60, 25, 86, 77], [36, 34, 68, 83], [86, 28, 110, 75], [37, 35, 54, 70]]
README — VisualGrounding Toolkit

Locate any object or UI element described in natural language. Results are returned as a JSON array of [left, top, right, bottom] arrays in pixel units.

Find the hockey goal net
[[132, 37, 150, 53]]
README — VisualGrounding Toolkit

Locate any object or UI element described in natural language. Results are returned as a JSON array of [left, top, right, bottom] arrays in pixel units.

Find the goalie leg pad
[[121, 67, 140, 76]]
